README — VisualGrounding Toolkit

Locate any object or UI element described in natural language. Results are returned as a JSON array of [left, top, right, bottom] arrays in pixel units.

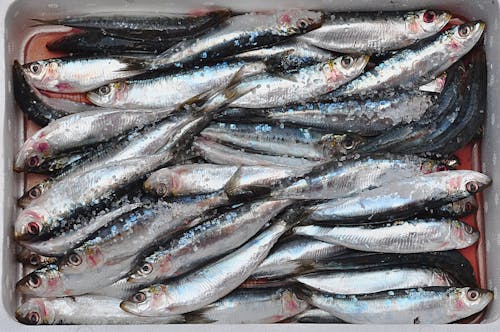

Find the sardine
[[294, 218, 479, 253], [150, 10, 324, 69], [16, 247, 56, 268], [332, 21, 485, 97], [303, 286, 493, 323], [297, 10, 451, 54], [201, 123, 364, 160], [307, 170, 491, 222], [127, 200, 291, 285], [16, 296, 184, 325], [184, 287, 308, 323]]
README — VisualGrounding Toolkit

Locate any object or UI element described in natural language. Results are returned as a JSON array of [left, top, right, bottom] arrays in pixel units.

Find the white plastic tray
[[2, 0, 500, 330]]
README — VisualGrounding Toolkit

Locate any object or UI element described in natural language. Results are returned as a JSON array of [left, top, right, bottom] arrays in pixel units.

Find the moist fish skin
[[286, 308, 345, 323], [126, 199, 291, 285], [297, 10, 451, 54], [22, 56, 149, 93], [304, 286, 493, 324], [293, 218, 479, 253], [120, 208, 307, 316], [184, 287, 309, 323], [332, 21, 485, 97], [295, 267, 456, 295], [16, 296, 185, 325], [306, 170, 491, 222], [150, 10, 324, 69]]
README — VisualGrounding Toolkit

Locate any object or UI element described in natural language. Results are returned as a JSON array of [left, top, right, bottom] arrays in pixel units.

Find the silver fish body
[[305, 287, 493, 324], [293, 218, 479, 253], [184, 287, 309, 323], [287, 308, 345, 323]]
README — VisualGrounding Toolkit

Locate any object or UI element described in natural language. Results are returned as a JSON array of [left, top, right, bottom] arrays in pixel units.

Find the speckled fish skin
[[250, 237, 347, 279], [262, 92, 436, 136], [87, 61, 266, 109], [16, 193, 229, 297], [127, 200, 291, 286], [269, 155, 449, 201], [307, 170, 491, 222], [297, 10, 451, 54], [150, 10, 324, 69], [226, 56, 369, 108], [20, 202, 143, 256], [294, 218, 479, 253], [201, 123, 364, 160], [22, 56, 149, 93], [14, 109, 173, 172], [295, 267, 456, 295], [305, 286, 493, 324], [287, 308, 345, 323], [193, 137, 321, 169], [333, 21, 485, 97], [120, 208, 305, 316], [15, 296, 185, 325], [184, 287, 309, 323]]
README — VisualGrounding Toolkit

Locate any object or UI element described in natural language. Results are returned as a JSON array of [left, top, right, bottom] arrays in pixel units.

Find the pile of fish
[[12, 7, 493, 325]]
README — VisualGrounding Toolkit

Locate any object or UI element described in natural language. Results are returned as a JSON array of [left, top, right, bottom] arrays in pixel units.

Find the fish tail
[[224, 167, 272, 201]]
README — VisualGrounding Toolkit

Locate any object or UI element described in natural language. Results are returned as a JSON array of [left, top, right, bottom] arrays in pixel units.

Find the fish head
[[450, 220, 479, 247], [280, 289, 309, 317], [17, 248, 54, 267], [127, 255, 167, 285], [16, 298, 56, 325], [320, 133, 365, 156], [444, 21, 485, 53], [276, 10, 324, 34], [59, 246, 104, 274], [445, 170, 492, 197], [410, 10, 451, 34], [14, 207, 48, 241], [325, 55, 369, 86], [120, 284, 169, 316], [18, 182, 48, 209], [16, 264, 63, 297], [22, 60, 61, 90], [144, 170, 176, 197], [14, 136, 51, 172], [451, 197, 478, 216], [450, 287, 493, 317], [87, 82, 125, 107]]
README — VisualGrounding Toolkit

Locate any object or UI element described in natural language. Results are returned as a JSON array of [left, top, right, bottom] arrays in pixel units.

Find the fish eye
[[27, 222, 40, 236], [28, 156, 39, 168], [28, 253, 41, 266], [29, 187, 42, 199], [464, 224, 475, 234], [29, 63, 41, 74], [341, 56, 354, 68], [140, 263, 153, 275], [343, 136, 355, 150], [466, 181, 479, 194], [67, 253, 82, 266], [132, 291, 146, 303], [423, 10, 436, 23], [156, 184, 168, 197], [458, 24, 473, 38], [296, 18, 310, 29], [25, 312, 40, 325], [465, 202, 474, 213], [28, 274, 42, 288], [98, 85, 111, 96], [467, 289, 480, 301]]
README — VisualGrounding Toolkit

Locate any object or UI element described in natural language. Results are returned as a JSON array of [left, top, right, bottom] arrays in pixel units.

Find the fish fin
[[29, 18, 62, 27], [183, 310, 217, 324], [115, 57, 151, 73], [224, 167, 272, 201]]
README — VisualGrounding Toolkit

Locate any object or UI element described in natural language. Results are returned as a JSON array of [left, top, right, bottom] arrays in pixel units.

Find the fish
[[428, 197, 478, 218], [120, 208, 309, 316], [150, 10, 324, 69], [87, 61, 267, 109], [14, 109, 173, 172], [302, 286, 493, 323], [250, 237, 347, 279], [35, 10, 231, 41], [184, 287, 309, 323], [22, 55, 149, 93], [419, 72, 447, 93], [332, 21, 485, 97], [192, 137, 321, 169], [16, 296, 185, 325], [306, 170, 491, 222], [295, 267, 456, 295], [127, 200, 290, 286], [297, 10, 451, 54], [201, 123, 364, 160], [16, 247, 57, 268], [294, 218, 479, 253], [225, 56, 369, 109], [286, 308, 345, 323]]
